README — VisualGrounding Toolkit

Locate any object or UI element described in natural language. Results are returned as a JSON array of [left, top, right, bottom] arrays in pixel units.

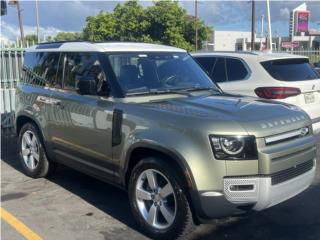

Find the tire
[[128, 157, 195, 240], [18, 122, 53, 178]]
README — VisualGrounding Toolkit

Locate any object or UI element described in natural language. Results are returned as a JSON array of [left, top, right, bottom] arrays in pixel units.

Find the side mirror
[[76, 76, 96, 95]]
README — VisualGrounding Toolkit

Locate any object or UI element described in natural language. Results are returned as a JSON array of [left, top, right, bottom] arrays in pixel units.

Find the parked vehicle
[[16, 42, 317, 239], [192, 52, 320, 134]]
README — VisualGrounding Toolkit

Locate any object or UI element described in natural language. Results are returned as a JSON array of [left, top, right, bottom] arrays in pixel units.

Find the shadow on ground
[[1, 133, 320, 240]]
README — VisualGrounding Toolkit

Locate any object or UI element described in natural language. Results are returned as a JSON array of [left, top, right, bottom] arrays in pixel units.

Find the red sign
[[296, 11, 309, 33], [281, 41, 300, 49]]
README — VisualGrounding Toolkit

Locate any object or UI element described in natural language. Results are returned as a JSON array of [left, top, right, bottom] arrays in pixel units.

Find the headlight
[[210, 135, 257, 160]]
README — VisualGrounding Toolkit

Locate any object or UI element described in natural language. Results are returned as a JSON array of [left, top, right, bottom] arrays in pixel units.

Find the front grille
[[271, 160, 314, 185]]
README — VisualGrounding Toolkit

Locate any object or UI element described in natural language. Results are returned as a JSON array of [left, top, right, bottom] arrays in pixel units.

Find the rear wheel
[[128, 157, 195, 239], [18, 123, 53, 178]]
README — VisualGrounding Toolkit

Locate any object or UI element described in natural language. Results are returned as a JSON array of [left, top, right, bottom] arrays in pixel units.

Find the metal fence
[[274, 49, 320, 64], [0, 48, 25, 129]]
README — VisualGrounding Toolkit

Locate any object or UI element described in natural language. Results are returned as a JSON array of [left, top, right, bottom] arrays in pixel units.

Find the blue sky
[[1, 0, 320, 41]]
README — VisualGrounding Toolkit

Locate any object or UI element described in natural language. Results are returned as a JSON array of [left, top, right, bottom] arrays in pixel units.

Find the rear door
[[261, 58, 320, 122], [46, 52, 115, 182]]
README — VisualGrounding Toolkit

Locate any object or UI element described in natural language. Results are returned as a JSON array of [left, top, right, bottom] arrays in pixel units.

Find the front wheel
[[128, 158, 195, 239]]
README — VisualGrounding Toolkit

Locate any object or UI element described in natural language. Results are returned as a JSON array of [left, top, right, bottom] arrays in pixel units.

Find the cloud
[[280, 8, 290, 19], [0, 21, 63, 41]]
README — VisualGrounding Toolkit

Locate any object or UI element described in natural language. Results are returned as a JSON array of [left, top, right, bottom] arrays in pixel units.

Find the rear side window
[[211, 57, 227, 83], [195, 57, 216, 76], [225, 58, 249, 81], [261, 58, 319, 81], [64, 53, 108, 95], [23, 52, 62, 87]]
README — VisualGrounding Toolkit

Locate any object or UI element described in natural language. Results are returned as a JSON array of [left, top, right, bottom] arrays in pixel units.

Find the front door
[[47, 52, 115, 182]]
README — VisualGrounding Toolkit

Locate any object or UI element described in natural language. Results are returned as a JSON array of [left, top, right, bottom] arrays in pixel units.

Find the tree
[[54, 32, 83, 41], [25, 34, 38, 44], [82, 0, 212, 51]]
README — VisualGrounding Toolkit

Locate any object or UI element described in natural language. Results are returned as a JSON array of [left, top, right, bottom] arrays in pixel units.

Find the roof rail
[[37, 40, 90, 45]]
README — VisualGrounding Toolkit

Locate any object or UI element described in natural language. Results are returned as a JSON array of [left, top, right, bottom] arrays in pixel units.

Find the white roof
[[192, 51, 308, 62], [26, 42, 186, 53]]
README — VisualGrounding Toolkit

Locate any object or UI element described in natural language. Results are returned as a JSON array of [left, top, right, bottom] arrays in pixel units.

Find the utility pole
[[251, 0, 255, 51], [195, 0, 198, 51], [35, 0, 40, 43], [266, 0, 272, 51], [9, 0, 25, 47]]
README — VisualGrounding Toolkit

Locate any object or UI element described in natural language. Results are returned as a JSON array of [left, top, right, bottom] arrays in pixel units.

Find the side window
[[211, 57, 227, 83], [195, 57, 216, 76], [63, 53, 108, 95], [22, 52, 61, 87], [226, 58, 249, 81]]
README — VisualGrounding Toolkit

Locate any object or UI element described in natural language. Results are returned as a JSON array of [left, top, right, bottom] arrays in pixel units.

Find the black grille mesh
[[271, 160, 314, 185]]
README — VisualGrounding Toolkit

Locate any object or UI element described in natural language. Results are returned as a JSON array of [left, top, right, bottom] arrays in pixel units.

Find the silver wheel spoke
[[21, 148, 30, 156], [160, 183, 173, 199], [29, 156, 36, 169], [160, 205, 174, 225], [136, 188, 152, 200], [147, 205, 158, 225], [25, 133, 32, 145], [146, 171, 157, 190], [31, 135, 37, 147], [32, 152, 40, 161]]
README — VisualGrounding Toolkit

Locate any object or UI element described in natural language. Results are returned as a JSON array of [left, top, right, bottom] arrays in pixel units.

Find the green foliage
[[82, 0, 212, 51], [25, 34, 38, 44], [54, 32, 83, 41]]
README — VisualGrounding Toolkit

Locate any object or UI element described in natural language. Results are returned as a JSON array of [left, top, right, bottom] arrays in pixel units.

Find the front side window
[[195, 57, 216, 76], [107, 52, 216, 95], [63, 53, 108, 95], [211, 57, 227, 83], [261, 58, 319, 81]]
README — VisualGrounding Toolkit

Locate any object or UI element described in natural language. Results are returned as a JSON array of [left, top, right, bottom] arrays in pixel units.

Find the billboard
[[296, 11, 309, 33]]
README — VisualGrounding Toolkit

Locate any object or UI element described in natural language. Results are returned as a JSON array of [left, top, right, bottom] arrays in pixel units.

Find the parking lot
[[1, 133, 320, 240]]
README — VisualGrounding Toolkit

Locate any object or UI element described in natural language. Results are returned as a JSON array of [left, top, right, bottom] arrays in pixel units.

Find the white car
[[192, 52, 320, 134]]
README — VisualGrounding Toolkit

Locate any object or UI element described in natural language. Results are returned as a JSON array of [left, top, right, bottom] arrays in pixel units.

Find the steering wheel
[[162, 74, 179, 86]]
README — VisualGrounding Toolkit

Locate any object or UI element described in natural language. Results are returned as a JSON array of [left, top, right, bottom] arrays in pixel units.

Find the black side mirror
[[76, 76, 96, 95]]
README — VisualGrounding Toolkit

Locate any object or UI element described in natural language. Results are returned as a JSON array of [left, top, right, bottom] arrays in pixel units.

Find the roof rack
[[37, 40, 90, 45]]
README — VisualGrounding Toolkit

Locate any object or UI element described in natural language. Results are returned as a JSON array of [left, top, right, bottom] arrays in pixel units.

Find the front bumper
[[223, 159, 316, 211]]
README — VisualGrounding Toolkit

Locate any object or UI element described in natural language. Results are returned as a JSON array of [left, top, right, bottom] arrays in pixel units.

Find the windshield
[[107, 52, 218, 95], [261, 58, 320, 81]]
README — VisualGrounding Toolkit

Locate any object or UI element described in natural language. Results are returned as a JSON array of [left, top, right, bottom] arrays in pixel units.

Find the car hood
[[142, 93, 311, 138]]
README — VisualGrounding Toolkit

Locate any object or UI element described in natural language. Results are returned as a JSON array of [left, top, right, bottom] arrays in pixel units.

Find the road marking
[[1, 207, 43, 240]]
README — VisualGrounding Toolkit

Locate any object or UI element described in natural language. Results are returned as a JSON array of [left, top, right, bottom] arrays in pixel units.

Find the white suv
[[192, 52, 320, 134]]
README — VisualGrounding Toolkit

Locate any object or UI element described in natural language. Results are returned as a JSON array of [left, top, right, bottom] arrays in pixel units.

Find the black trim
[[36, 43, 64, 49], [112, 109, 123, 147]]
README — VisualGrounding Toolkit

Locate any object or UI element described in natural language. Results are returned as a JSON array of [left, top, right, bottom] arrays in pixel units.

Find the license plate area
[[304, 93, 315, 104]]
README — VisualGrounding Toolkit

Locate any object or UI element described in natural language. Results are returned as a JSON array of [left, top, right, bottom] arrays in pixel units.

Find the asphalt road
[[1, 134, 320, 240]]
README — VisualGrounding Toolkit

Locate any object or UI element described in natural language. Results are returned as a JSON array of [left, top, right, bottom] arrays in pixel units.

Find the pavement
[[1, 133, 320, 240]]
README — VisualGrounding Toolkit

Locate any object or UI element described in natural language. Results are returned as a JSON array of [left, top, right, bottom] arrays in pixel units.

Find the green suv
[[15, 42, 317, 239]]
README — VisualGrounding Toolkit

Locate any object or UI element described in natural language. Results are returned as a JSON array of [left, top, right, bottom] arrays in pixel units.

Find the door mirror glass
[[76, 76, 97, 95]]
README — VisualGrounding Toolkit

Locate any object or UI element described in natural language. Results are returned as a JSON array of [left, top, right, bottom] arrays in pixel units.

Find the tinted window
[[64, 53, 108, 95], [261, 58, 319, 81], [22, 52, 62, 87], [226, 58, 248, 81], [195, 57, 216, 76], [211, 58, 227, 83], [107, 52, 216, 95]]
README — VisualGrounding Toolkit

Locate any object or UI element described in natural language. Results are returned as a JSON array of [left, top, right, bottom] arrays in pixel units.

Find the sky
[[1, 0, 320, 41]]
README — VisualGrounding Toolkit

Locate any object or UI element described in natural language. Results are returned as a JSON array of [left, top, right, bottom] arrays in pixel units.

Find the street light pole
[[251, 0, 255, 51], [266, 0, 272, 51], [195, 0, 198, 51], [35, 0, 40, 43], [16, 0, 25, 47]]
